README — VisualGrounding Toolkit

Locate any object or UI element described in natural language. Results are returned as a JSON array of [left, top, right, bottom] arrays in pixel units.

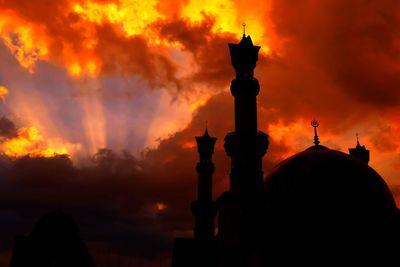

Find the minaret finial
[[311, 119, 320, 146], [356, 132, 360, 146], [242, 22, 246, 38]]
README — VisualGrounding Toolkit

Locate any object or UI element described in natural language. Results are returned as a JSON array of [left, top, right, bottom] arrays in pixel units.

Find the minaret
[[349, 133, 370, 164], [224, 28, 269, 194], [191, 128, 217, 241], [216, 28, 269, 267]]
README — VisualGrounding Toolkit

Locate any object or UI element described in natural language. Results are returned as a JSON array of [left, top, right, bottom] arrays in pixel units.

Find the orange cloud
[[1, 127, 68, 158], [0, 11, 49, 73], [156, 202, 167, 211], [0, 86, 9, 102], [0, 0, 269, 81]]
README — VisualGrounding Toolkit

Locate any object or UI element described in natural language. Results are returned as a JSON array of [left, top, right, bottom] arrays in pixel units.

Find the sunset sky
[[1, 0, 400, 266]]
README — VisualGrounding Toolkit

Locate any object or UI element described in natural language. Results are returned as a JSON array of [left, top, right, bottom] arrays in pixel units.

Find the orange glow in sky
[[1, 127, 68, 158], [0, 0, 270, 161], [0, 12, 49, 73], [0, 0, 399, 196], [0, 86, 8, 102], [156, 202, 167, 211]]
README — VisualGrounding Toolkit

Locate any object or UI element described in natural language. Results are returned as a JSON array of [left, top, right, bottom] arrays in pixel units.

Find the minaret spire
[[242, 22, 246, 38]]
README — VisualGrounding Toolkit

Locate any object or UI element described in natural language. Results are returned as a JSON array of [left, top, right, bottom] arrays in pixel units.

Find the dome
[[265, 145, 396, 211], [31, 210, 80, 243], [10, 211, 96, 267], [262, 145, 400, 265]]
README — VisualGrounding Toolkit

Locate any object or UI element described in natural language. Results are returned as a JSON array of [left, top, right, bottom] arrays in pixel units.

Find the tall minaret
[[191, 128, 217, 241], [216, 29, 269, 267], [224, 29, 269, 194]]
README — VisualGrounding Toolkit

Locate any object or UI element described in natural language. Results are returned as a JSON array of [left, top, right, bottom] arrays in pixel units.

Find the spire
[[349, 133, 370, 164], [228, 25, 260, 80], [356, 132, 361, 147], [311, 119, 320, 146], [195, 127, 217, 162]]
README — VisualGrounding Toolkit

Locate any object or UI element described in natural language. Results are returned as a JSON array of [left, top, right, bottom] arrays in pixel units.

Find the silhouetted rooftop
[[10, 210, 95, 267], [265, 144, 396, 213], [31, 210, 80, 242]]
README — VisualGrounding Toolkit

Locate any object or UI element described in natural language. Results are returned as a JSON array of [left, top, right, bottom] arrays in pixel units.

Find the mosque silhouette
[[8, 32, 400, 267], [171, 33, 400, 267]]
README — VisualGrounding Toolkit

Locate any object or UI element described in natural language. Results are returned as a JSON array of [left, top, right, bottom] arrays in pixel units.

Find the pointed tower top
[[228, 24, 260, 80], [238, 23, 255, 46], [202, 127, 211, 138], [195, 127, 217, 162], [349, 132, 370, 164], [311, 119, 320, 146]]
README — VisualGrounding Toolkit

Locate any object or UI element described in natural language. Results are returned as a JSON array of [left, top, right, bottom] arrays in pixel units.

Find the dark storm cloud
[[93, 23, 183, 93], [266, 0, 400, 108], [0, 150, 187, 263], [154, 16, 234, 88]]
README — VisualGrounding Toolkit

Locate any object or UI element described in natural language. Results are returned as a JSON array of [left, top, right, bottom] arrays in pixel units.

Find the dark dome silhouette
[[31, 210, 80, 243], [263, 145, 400, 266], [10, 210, 95, 267], [265, 145, 396, 210]]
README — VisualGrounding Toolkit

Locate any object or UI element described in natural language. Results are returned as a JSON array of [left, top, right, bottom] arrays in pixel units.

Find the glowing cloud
[[0, 86, 9, 102], [1, 127, 68, 158], [156, 202, 167, 211], [0, 13, 48, 73], [73, 0, 163, 37]]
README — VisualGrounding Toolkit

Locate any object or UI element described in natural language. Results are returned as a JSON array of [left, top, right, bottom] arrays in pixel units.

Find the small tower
[[349, 133, 370, 164], [191, 128, 217, 241]]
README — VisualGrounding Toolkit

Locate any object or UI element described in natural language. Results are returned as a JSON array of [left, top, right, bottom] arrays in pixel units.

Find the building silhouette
[[10, 210, 95, 267], [172, 33, 400, 266]]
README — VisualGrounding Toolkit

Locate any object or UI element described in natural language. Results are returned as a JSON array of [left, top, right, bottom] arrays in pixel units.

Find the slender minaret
[[191, 128, 217, 241], [217, 28, 269, 267], [349, 133, 370, 164], [224, 27, 269, 194]]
